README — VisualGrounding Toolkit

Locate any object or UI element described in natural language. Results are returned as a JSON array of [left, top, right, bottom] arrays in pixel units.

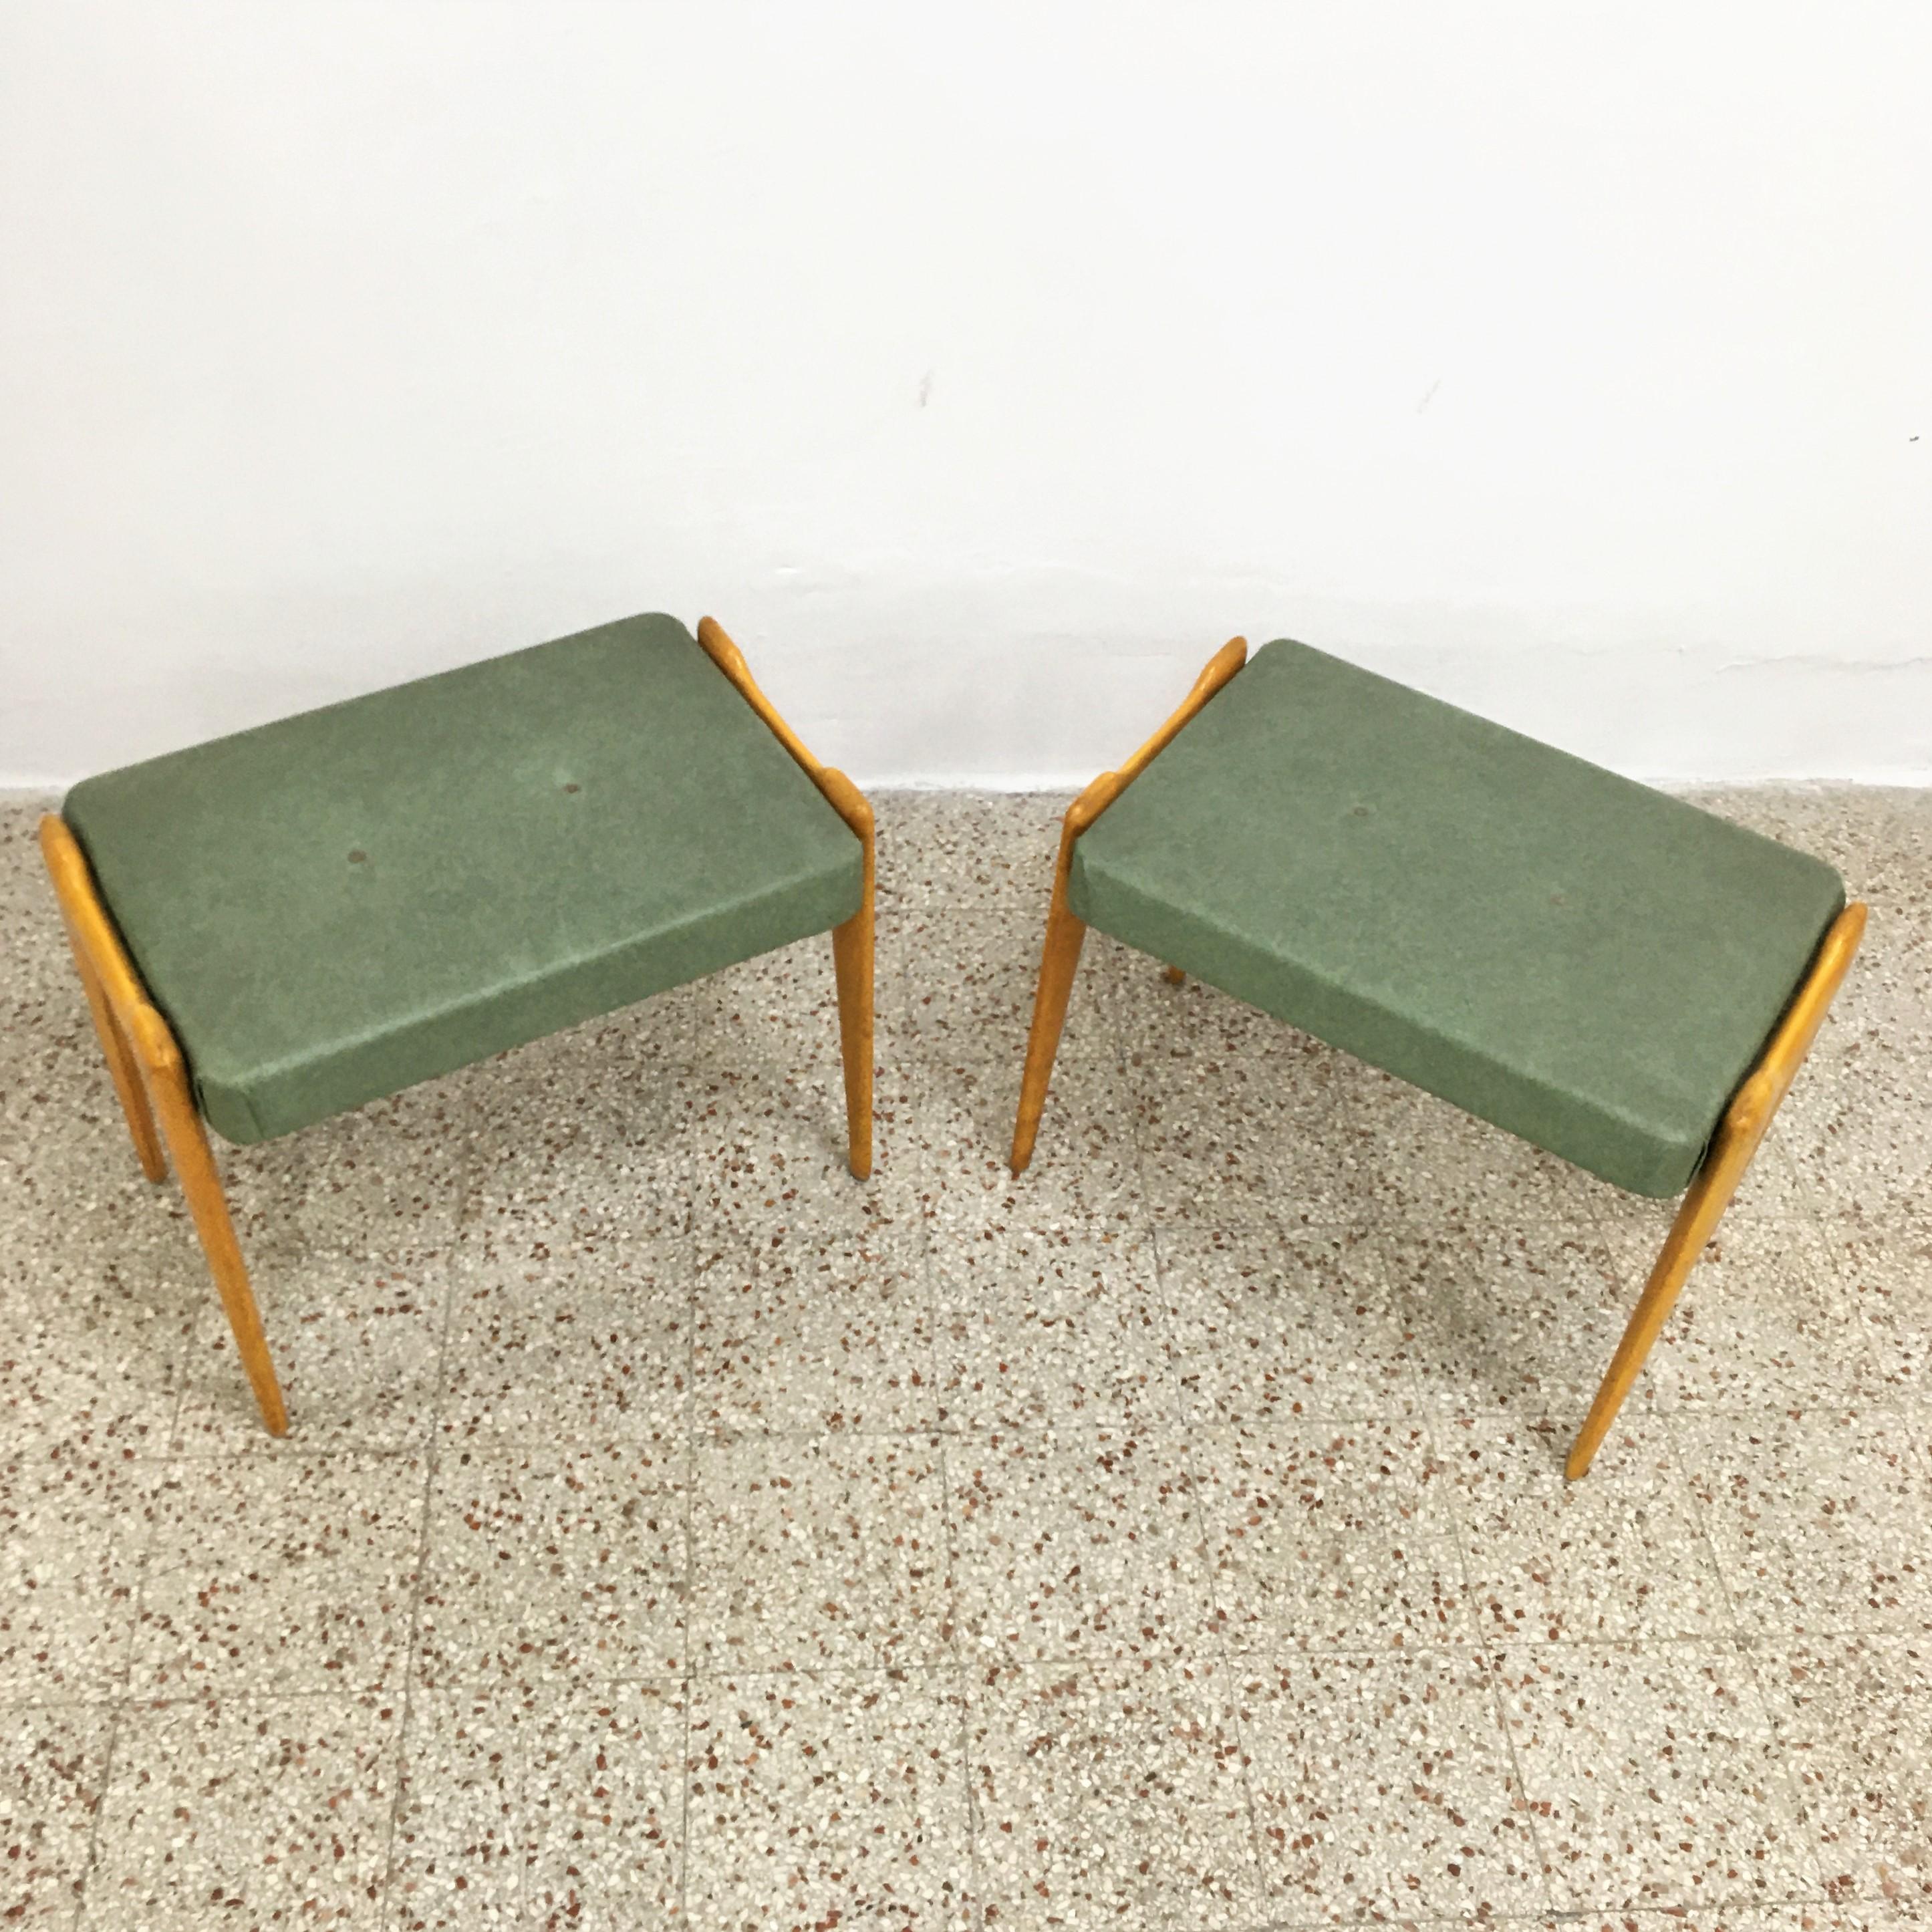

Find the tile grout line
[[907, 1110, 988, 1929], [1145, 1216, 1280, 1922], [933, 1424, 986, 1931], [1383, 1317, 1567, 1922], [673, 1173, 697, 1932], [373, 1130, 470, 1923], [1405, 1286, 1567, 1919], [1663, 1393, 1844, 1911], [70, 1335, 171, 1924], [907, 902, 1046, 1928], [6, 795, 1930, 1927], [70, 1688, 122, 1930]]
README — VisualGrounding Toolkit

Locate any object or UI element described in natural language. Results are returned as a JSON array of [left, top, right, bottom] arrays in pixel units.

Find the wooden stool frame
[[41, 615, 875, 1437], [1008, 638, 1866, 1480]]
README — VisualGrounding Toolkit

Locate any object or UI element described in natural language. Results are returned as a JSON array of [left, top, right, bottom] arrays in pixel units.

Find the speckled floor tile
[[1780, 1058, 1932, 1246], [1238, 1648, 1547, 1921], [684, 1060, 916, 1244], [1548, 1910, 1931, 1932], [1495, 1643, 1821, 1912], [223, 1083, 470, 1266], [932, 1224, 1180, 1431], [0, 984, 74, 1095], [686, 1668, 974, 1929], [1132, 1037, 1369, 1228], [889, 905, 1121, 1070], [1586, 1125, 1821, 1246], [1349, 1084, 1640, 1238], [1676, 1410, 1932, 1636], [1100, 970, 1351, 1076], [1157, 1218, 1419, 1425], [0, 1452, 144, 1701], [1435, 1417, 1732, 1643], [1190, 1419, 1472, 1653], [1597, 1216, 1884, 1413], [966, 1656, 1262, 1930], [949, 1425, 1213, 1662], [1810, 1228, 1932, 1407], [518, 993, 710, 1081], [692, 1432, 952, 1671], [0, 1260, 192, 1456], [1830, 932, 1932, 1053], [1071, 928, 1184, 1032], [928, 1216, 1150, 1313], [912, 1053, 1150, 1240], [0, 1701, 111, 1927], [874, 1056, 1042, 1234], [414, 1444, 688, 1687], [174, 1250, 448, 1452], [388, 1679, 685, 1929], [672, 932, 848, 1071], [1, 788, 1929, 1928], [0, 1117, 202, 1285], [690, 1223, 938, 1433], [1377, 1227, 1639, 1425], [87, 1693, 396, 1930], [132, 1451, 426, 1696], [438, 1229, 690, 1447], [873, 789, 1067, 908], [1756, 1637, 1932, 1908], [462, 1045, 695, 1247], [1763, 1903, 1932, 1931]]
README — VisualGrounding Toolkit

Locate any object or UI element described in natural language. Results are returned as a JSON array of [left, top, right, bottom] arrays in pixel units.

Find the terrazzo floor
[[1, 787, 1929, 1931]]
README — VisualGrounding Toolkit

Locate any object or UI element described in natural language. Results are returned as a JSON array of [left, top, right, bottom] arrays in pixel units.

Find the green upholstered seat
[[63, 613, 863, 1144], [1070, 640, 1844, 1197]]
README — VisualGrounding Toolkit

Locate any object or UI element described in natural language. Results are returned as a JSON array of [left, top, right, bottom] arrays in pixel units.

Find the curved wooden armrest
[[696, 615, 873, 841], [1064, 637, 1248, 841], [1011, 636, 1250, 1175], [39, 815, 164, 1045]]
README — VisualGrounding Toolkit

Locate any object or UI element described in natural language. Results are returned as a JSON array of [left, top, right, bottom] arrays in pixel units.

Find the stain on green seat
[[63, 613, 863, 1143], [1069, 639, 1844, 1197]]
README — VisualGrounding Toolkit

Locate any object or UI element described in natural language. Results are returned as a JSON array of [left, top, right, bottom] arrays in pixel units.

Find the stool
[[42, 613, 875, 1434], [1009, 637, 1863, 1478]]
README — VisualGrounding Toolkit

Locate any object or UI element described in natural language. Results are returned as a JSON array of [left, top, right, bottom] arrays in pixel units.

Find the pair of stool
[[43, 613, 1862, 1477]]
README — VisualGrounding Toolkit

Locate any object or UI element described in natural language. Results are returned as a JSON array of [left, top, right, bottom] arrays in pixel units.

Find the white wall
[[3, 1, 1928, 788]]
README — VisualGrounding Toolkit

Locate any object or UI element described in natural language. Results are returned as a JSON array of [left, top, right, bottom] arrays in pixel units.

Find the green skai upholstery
[[63, 614, 863, 1144], [1070, 640, 1844, 1197]]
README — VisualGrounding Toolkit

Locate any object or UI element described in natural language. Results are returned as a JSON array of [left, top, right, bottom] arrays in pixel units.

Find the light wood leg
[[694, 618, 881, 1182], [1010, 755, 1204, 1172], [131, 1010, 288, 1437], [1565, 1149, 1745, 1480], [822, 774, 877, 1183], [58, 916, 166, 1182], [1566, 901, 1866, 1480], [41, 814, 288, 1435], [831, 900, 874, 1181], [1010, 889, 1088, 1174], [1008, 640, 1250, 1178]]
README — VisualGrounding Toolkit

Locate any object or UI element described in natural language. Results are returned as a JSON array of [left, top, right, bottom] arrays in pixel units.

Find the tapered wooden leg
[[831, 900, 874, 1180], [132, 1012, 288, 1436], [1566, 901, 1866, 1480], [1008, 642, 1250, 1177], [1565, 1153, 1744, 1480], [1010, 896, 1089, 1174], [824, 779, 877, 1183], [57, 918, 166, 1182]]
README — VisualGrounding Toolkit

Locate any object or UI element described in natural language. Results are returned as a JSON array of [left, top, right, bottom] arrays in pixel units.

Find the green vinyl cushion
[[1069, 640, 1845, 1197], [63, 613, 863, 1144]]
